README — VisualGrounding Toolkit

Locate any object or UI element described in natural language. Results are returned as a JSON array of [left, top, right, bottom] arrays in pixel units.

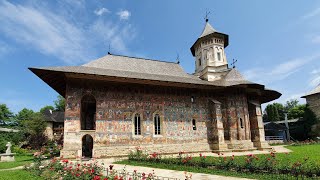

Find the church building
[[30, 19, 281, 158]]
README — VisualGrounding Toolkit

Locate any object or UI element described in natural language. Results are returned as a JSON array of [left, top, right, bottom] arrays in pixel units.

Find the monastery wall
[[306, 94, 320, 119], [61, 80, 255, 158]]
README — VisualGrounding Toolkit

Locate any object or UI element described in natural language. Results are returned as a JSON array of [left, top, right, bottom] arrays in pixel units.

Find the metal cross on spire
[[231, 59, 238, 68], [108, 44, 111, 55], [205, 11, 211, 22], [176, 53, 180, 64]]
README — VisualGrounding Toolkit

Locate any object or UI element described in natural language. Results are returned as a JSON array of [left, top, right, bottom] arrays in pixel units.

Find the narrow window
[[81, 95, 96, 130], [154, 114, 161, 135], [240, 118, 244, 129], [192, 119, 197, 130], [198, 58, 201, 66], [134, 114, 141, 135], [191, 96, 195, 103], [217, 52, 221, 61]]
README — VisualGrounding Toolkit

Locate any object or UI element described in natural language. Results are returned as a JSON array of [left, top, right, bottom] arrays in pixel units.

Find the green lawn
[[192, 144, 320, 167], [0, 170, 43, 180], [116, 144, 320, 180], [283, 144, 320, 164], [0, 155, 33, 169]]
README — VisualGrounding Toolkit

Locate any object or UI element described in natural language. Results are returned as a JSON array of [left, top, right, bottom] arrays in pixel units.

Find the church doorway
[[82, 134, 93, 158], [81, 95, 96, 130]]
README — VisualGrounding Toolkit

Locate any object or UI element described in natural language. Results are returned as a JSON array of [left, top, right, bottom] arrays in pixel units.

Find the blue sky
[[1, 0, 320, 113]]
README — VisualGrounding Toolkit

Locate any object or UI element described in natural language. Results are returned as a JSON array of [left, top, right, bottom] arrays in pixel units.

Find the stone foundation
[[0, 154, 15, 162]]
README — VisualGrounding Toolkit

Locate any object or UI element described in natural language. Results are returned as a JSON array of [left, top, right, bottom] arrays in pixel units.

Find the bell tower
[[190, 18, 229, 81]]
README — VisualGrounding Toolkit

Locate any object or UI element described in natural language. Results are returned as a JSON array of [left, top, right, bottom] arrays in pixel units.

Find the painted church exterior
[[30, 20, 281, 158]]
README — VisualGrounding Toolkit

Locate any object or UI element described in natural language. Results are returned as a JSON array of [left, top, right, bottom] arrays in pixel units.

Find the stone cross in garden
[[5, 142, 12, 154]]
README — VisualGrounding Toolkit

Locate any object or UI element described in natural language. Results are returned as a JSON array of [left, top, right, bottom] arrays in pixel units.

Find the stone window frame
[[152, 111, 164, 137], [132, 112, 143, 137]]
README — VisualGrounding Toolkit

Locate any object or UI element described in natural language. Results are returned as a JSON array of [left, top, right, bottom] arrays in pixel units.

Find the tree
[[0, 104, 14, 121], [273, 103, 285, 120], [16, 108, 34, 121], [40, 105, 54, 114], [303, 106, 318, 139], [54, 95, 65, 112], [284, 99, 299, 112], [21, 112, 48, 149], [288, 104, 306, 119], [264, 103, 281, 122]]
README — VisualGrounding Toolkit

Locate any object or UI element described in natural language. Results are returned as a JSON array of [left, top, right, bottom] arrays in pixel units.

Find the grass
[[0, 170, 43, 180], [283, 144, 320, 164], [0, 155, 33, 169], [115, 144, 320, 180]]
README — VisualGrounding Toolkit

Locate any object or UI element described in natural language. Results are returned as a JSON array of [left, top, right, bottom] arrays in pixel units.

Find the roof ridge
[[109, 53, 178, 64]]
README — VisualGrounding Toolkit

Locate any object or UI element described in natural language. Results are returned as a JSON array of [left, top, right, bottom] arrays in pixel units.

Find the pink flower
[[33, 152, 41, 157]]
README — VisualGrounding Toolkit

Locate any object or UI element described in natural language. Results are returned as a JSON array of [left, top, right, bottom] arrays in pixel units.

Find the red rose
[[93, 175, 100, 180]]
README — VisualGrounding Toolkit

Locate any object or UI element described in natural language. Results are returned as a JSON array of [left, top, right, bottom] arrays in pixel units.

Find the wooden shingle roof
[[29, 54, 281, 103]]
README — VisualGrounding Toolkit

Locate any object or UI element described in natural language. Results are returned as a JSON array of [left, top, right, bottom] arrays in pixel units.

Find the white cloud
[[310, 35, 320, 44], [309, 68, 320, 87], [243, 54, 320, 84], [0, 1, 136, 64], [94, 7, 110, 16], [302, 7, 320, 20], [117, 10, 131, 20], [89, 20, 136, 54], [0, 40, 12, 57], [0, 1, 93, 64]]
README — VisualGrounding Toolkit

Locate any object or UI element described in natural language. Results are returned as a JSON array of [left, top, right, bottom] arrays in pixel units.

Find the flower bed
[[25, 151, 177, 180], [128, 147, 320, 178]]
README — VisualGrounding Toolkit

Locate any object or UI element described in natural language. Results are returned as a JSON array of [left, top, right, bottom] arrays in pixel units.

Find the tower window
[[134, 113, 141, 135], [198, 58, 201, 66], [154, 114, 161, 135], [217, 52, 221, 61], [240, 118, 244, 129], [192, 119, 197, 130]]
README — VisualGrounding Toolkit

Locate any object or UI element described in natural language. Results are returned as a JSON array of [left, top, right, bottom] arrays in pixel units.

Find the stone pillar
[[248, 101, 271, 150], [60, 87, 82, 158], [210, 99, 228, 151]]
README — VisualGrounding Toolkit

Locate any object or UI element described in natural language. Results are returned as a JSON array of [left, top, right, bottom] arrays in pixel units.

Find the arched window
[[134, 113, 141, 135], [217, 52, 221, 61], [240, 118, 244, 129], [82, 134, 93, 158], [154, 114, 161, 135], [81, 95, 96, 130], [192, 119, 197, 130]]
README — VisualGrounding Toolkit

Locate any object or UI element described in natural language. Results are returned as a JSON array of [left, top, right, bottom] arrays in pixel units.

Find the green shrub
[[12, 146, 32, 155], [0, 131, 24, 153]]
